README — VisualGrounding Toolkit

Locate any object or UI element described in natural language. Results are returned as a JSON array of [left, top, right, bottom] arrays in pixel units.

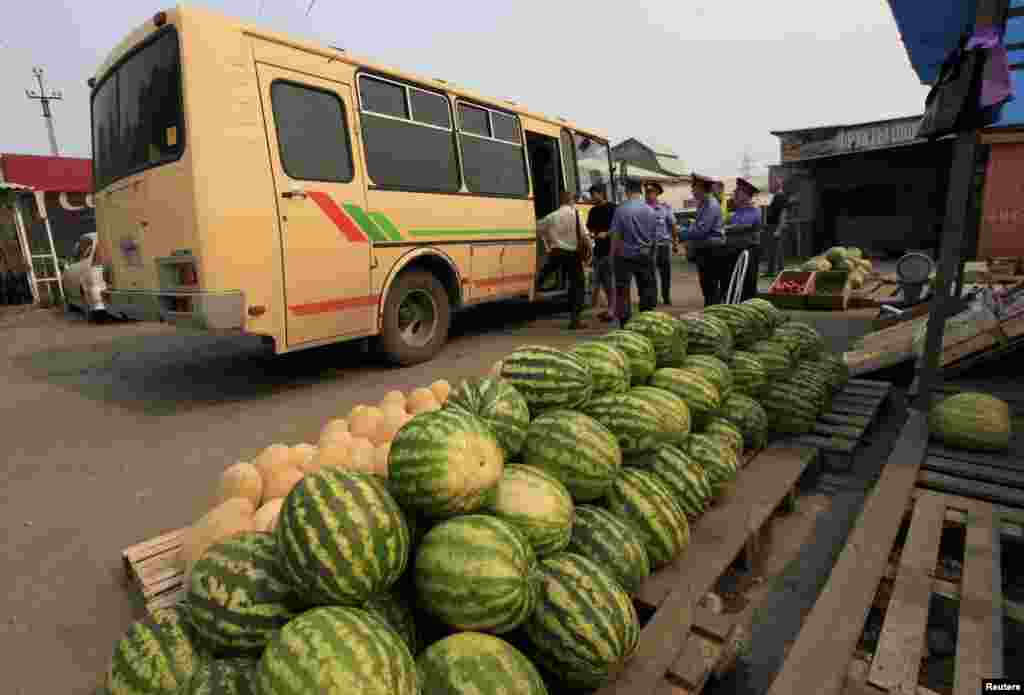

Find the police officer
[[725, 177, 764, 302], [644, 182, 677, 306], [682, 173, 725, 306]]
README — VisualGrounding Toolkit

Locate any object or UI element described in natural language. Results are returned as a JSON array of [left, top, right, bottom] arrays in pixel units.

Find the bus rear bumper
[[101, 289, 246, 331]]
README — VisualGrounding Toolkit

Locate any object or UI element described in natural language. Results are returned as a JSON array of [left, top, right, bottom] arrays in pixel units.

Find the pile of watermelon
[[104, 303, 851, 695]]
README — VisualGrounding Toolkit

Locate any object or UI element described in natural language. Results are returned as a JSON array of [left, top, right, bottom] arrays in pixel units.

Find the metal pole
[[916, 132, 980, 411], [26, 67, 62, 157]]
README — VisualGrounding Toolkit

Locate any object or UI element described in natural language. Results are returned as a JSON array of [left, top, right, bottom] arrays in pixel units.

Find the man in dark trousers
[[682, 173, 725, 306], [586, 183, 617, 322], [764, 185, 790, 277], [645, 182, 677, 305], [536, 190, 592, 329], [725, 177, 764, 302], [610, 179, 658, 327]]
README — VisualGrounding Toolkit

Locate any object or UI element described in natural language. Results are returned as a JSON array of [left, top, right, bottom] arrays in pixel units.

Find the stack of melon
[[798, 247, 873, 289], [105, 303, 854, 695]]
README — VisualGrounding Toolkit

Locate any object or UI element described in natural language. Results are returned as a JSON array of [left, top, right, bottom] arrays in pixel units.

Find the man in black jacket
[[764, 189, 790, 277], [586, 183, 617, 322]]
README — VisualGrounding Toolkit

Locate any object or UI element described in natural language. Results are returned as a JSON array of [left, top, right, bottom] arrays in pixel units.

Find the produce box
[[806, 271, 851, 311], [766, 271, 815, 309], [988, 256, 1021, 276]]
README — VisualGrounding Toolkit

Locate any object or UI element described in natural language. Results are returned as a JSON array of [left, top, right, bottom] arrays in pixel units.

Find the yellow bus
[[92, 5, 614, 364]]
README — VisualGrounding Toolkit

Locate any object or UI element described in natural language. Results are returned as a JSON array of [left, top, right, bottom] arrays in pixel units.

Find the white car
[[62, 232, 108, 318]]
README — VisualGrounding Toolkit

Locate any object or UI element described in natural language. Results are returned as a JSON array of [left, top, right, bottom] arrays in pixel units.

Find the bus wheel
[[380, 270, 451, 366]]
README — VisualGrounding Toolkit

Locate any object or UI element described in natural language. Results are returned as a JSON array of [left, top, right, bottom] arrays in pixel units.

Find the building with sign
[[768, 114, 971, 259]]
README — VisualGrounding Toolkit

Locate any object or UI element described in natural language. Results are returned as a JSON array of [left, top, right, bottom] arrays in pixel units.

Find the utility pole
[[740, 146, 754, 179], [26, 67, 63, 156]]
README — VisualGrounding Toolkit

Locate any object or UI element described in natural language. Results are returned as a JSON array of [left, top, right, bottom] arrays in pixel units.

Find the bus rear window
[[91, 29, 184, 188]]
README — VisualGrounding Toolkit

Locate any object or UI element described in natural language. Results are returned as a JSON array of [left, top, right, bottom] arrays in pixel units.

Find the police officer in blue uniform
[[645, 182, 677, 305]]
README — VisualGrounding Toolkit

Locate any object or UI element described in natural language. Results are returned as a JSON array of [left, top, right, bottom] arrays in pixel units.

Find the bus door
[[256, 64, 373, 348], [525, 130, 565, 293]]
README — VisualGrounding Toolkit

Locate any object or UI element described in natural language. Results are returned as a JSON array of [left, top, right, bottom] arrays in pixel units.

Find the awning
[[886, 0, 977, 84], [0, 154, 93, 193]]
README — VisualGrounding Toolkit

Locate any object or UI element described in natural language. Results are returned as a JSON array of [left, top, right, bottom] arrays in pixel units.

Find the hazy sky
[[0, 0, 929, 178]]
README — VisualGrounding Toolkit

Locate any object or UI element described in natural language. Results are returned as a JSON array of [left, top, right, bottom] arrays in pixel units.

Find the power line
[[305, 0, 318, 16], [257, 0, 267, 19]]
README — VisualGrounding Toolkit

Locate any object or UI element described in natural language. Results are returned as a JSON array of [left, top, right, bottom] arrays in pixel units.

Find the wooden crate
[[988, 257, 1021, 276], [790, 379, 891, 467], [807, 271, 852, 311], [765, 271, 815, 310], [122, 527, 187, 613]]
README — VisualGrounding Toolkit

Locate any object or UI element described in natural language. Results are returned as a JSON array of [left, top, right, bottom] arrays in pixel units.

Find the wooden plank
[[765, 410, 930, 695], [847, 378, 893, 390], [917, 471, 1024, 509], [820, 412, 872, 428], [926, 444, 1024, 472], [867, 493, 946, 690], [922, 456, 1024, 489], [813, 422, 864, 440], [846, 658, 944, 695], [828, 402, 878, 417], [794, 435, 857, 455], [953, 504, 1004, 694], [834, 392, 886, 407], [600, 445, 815, 695]]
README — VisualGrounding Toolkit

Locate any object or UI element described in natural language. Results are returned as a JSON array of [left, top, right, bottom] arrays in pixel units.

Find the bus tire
[[379, 269, 451, 366]]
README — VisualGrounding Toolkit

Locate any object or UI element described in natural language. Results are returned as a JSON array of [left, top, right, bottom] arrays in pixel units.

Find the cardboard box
[[767, 271, 815, 310]]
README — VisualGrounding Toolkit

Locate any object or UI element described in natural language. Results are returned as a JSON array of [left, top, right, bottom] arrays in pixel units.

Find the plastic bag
[[912, 288, 999, 358]]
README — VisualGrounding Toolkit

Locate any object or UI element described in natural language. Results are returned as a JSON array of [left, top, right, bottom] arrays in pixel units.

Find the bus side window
[[270, 81, 354, 183]]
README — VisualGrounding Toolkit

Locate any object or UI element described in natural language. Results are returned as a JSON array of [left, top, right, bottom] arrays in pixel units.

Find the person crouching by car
[[682, 173, 725, 306], [586, 183, 617, 322]]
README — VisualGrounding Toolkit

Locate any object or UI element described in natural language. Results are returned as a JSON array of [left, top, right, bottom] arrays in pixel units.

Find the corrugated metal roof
[[655, 155, 688, 177], [0, 154, 93, 192], [622, 164, 687, 182]]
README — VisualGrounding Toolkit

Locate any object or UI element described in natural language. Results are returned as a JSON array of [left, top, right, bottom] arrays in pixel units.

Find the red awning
[[0, 153, 93, 193]]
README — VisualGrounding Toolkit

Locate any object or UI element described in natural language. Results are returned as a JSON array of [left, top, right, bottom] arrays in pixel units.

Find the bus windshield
[[91, 28, 185, 189], [573, 133, 612, 202]]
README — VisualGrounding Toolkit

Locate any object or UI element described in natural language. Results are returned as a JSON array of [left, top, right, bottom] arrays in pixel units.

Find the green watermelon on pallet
[[719, 393, 769, 450], [445, 377, 531, 459], [809, 353, 850, 392], [415, 515, 538, 634], [744, 297, 783, 330], [582, 390, 670, 457], [687, 434, 739, 499], [682, 313, 734, 360], [681, 354, 733, 401], [388, 408, 505, 519], [365, 591, 419, 656], [703, 304, 758, 347], [598, 330, 658, 385], [703, 417, 745, 456], [629, 385, 692, 444], [760, 381, 820, 435], [258, 607, 418, 695], [649, 367, 722, 424], [605, 467, 691, 568], [775, 321, 825, 360], [929, 392, 1012, 452], [277, 469, 410, 606], [729, 351, 767, 396], [522, 409, 622, 502], [185, 531, 302, 655], [750, 339, 795, 383], [497, 345, 594, 414], [569, 341, 631, 396], [523, 552, 641, 689], [487, 464, 575, 557], [416, 632, 549, 695], [106, 606, 207, 695], [624, 310, 688, 367], [566, 505, 651, 596], [644, 443, 713, 519], [188, 658, 258, 695]]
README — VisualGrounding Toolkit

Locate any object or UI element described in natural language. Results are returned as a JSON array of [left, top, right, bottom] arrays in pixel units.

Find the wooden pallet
[[847, 489, 1006, 694], [595, 443, 818, 695], [790, 378, 891, 465]]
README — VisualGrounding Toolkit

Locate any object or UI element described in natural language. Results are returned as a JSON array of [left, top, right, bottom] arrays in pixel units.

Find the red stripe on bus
[[289, 294, 380, 316], [473, 273, 534, 287], [307, 191, 366, 243]]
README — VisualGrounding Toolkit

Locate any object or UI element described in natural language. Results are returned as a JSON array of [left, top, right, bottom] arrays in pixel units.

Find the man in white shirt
[[536, 190, 593, 329]]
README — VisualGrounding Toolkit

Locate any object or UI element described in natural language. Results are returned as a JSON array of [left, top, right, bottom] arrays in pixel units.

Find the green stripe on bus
[[367, 212, 403, 241], [408, 228, 536, 238], [342, 204, 389, 243]]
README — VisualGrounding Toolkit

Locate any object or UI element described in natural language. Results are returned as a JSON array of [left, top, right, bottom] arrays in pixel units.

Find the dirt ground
[[0, 260, 879, 694]]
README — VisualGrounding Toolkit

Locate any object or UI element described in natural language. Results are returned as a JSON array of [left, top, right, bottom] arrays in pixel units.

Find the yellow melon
[[349, 406, 384, 441], [346, 437, 377, 474], [262, 464, 304, 501], [372, 404, 413, 445], [381, 390, 407, 408], [372, 441, 391, 478], [429, 379, 452, 405], [180, 498, 256, 579], [313, 440, 352, 470], [290, 443, 319, 474], [253, 498, 285, 533], [216, 461, 263, 508], [407, 388, 440, 415]]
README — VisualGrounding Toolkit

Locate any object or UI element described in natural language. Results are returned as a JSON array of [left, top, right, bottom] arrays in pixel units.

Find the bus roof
[[93, 4, 610, 143]]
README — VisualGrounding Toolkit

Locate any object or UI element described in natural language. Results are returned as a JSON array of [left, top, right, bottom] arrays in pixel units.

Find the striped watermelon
[[703, 417, 745, 456], [598, 330, 657, 384], [566, 505, 651, 595], [629, 385, 692, 444], [681, 354, 733, 400], [185, 531, 302, 655], [522, 409, 622, 502], [625, 310, 687, 367], [750, 339, 794, 382], [729, 351, 767, 396], [930, 392, 1012, 452], [687, 434, 739, 498], [414, 515, 538, 633], [188, 658, 258, 695], [498, 345, 594, 414], [106, 606, 207, 695], [744, 297, 782, 326], [761, 381, 819, 435], [487, 464, 575, 556], [605, 467, 691, 568], [276, 469, 409, 606], [569, 341, 631, 396], [775, 322, 825, 359], [257, 607, 417, 695], [416, 632, 548, 695], [703, 304, 758, 347], [446, 377, 531, 459], [388, 408, 505, 518], [523, 552, 641, 689], [719, 393, 769, 450], [581, 391, 667, 457], [649, 367, 722, 421], [645, 443, 713, 519], [682, 313, 734, 360], [365, 591, 419, 655]]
